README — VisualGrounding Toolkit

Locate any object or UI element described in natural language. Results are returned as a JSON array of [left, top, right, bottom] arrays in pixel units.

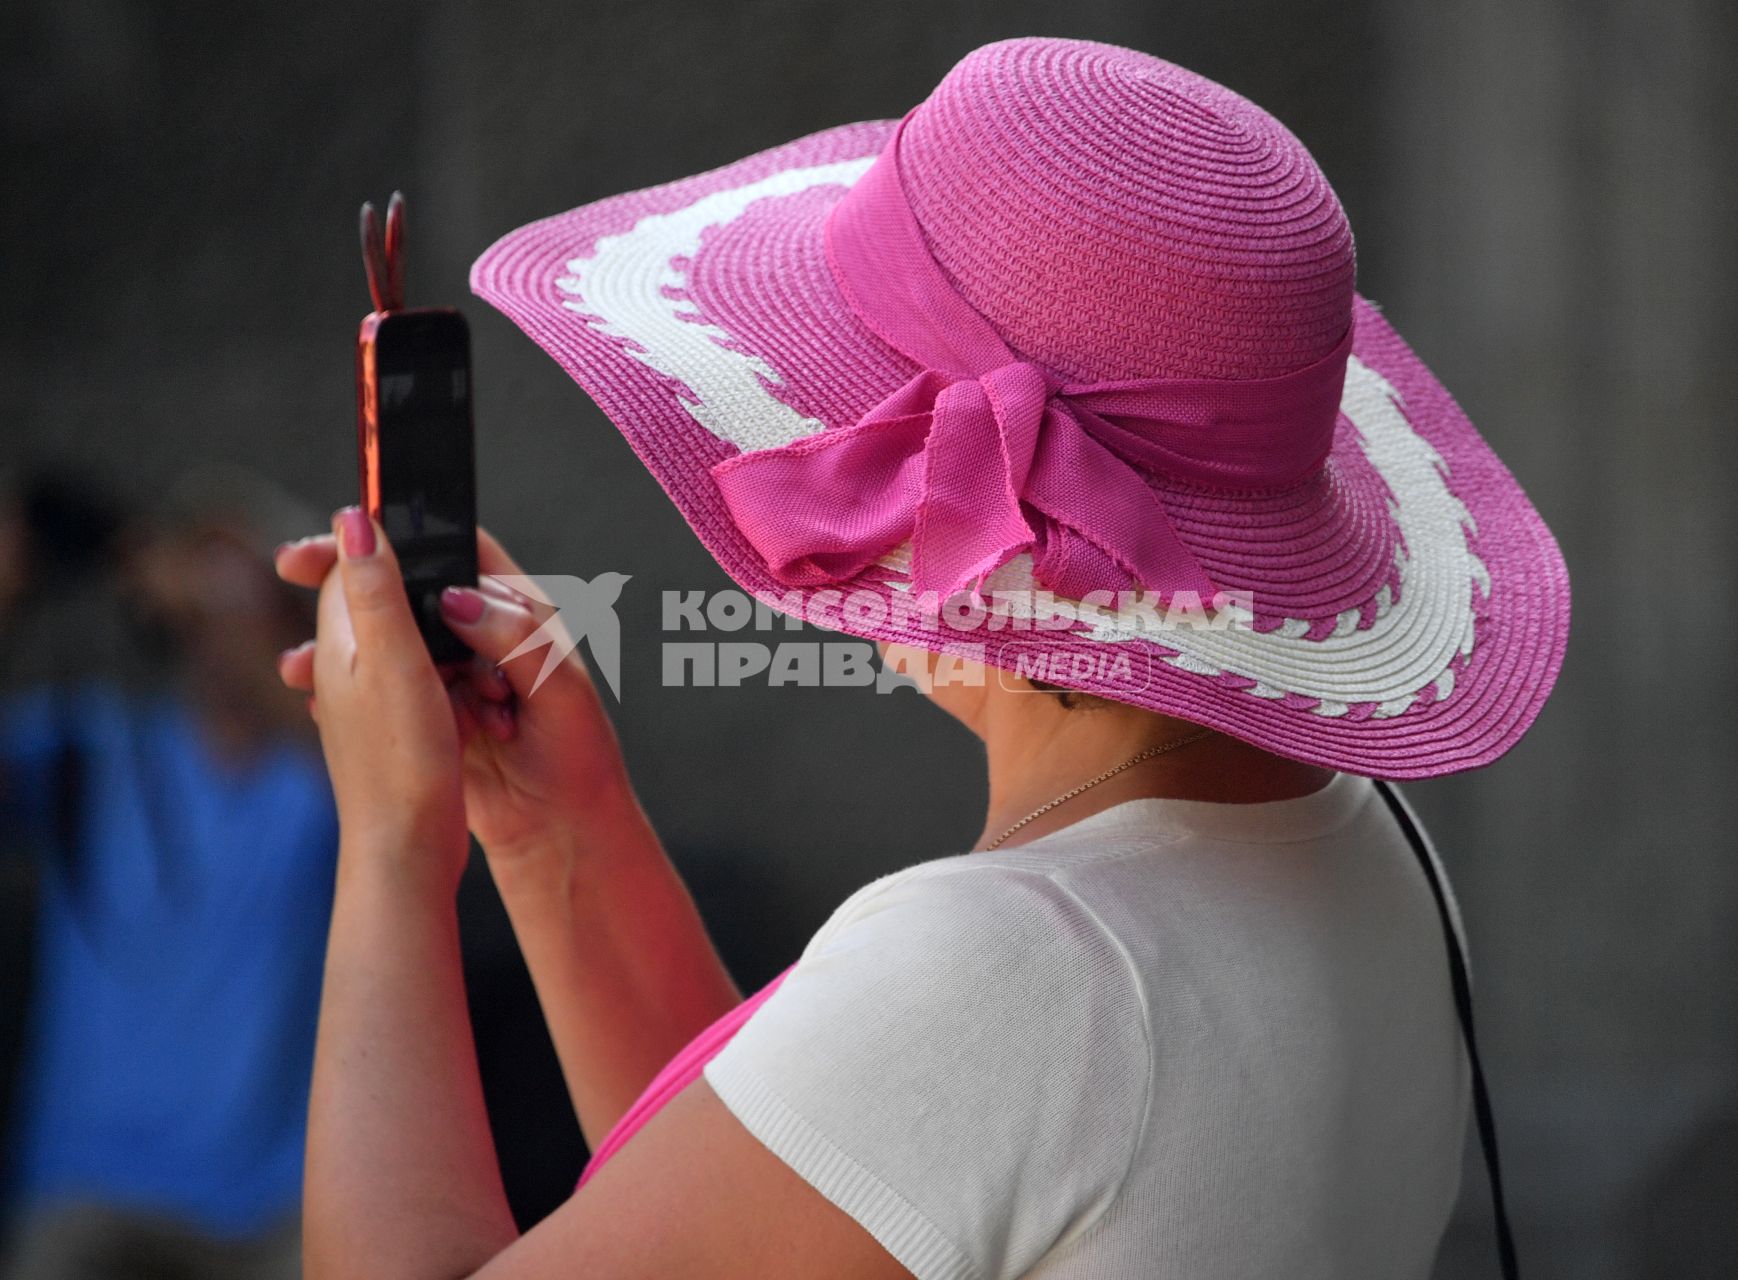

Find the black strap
[[1372, 779, 1519, 1279]]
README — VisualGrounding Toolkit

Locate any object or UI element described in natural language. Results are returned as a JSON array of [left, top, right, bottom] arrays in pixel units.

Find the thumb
[[332, 506, 422, 655], [438, 584, 583, 703]]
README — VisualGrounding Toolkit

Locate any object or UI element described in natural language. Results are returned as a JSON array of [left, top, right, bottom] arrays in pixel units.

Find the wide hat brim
[[471, 118, 1569, 779]]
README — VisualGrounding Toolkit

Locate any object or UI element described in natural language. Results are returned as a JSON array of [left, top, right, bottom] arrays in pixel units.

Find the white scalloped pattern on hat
[[558, 158, 877, 451], [557, 157, 1486, 719]]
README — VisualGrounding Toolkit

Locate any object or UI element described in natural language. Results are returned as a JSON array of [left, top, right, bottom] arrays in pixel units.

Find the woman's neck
[[974, 701, 1336, 851]]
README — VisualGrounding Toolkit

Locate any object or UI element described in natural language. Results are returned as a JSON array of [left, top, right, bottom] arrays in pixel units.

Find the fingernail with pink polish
[[335, 507, 375, 559], [440, 586, 485, 624]]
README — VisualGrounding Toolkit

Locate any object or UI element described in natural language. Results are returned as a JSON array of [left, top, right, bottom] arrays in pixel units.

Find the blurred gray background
[[3, 0, 1734, 1275]]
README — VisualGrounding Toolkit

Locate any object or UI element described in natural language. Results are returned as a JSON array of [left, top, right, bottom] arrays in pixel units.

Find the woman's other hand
[[276, 521, 637, 868]]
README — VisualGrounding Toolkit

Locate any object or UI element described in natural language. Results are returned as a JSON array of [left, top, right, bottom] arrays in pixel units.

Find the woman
[[274, 37, 1567, 1279]]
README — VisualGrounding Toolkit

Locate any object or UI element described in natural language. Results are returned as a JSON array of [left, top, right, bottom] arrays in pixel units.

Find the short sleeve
[[702, 863, 1150, 1280]]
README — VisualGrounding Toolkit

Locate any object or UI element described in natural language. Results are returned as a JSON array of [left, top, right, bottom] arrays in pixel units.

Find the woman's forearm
[[485, 785, 742, 1149], [303, 845, 519, 1280]]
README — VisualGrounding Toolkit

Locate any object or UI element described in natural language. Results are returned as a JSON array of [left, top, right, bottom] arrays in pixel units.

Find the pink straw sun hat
[[471, 36, 1569, 779]]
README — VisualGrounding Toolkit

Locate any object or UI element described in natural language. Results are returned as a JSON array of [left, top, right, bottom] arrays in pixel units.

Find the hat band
[[709, 109, 1352, 604]]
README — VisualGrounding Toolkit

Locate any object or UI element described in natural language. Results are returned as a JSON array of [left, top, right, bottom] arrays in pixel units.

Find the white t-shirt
[[703, 772, 1470, 1279]]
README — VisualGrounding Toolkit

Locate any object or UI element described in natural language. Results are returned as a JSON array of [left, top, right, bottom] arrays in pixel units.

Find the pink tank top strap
[[576, 963, 796, 1187]]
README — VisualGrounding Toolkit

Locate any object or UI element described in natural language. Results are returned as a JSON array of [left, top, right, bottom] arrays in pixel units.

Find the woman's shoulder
[[802, 848, 1136, 974], [803, 773, 1437, 1002], [793, 771, 1428, 1031]]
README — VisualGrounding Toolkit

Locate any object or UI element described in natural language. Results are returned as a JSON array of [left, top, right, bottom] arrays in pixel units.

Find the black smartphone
[[356, 307, 479, 664]]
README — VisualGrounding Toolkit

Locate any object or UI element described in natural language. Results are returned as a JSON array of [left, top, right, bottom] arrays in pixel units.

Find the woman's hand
[[276, 518, 637, 868]]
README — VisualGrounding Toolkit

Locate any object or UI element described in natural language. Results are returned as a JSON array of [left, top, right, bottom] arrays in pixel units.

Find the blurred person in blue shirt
[[0, 466, 338, 1280]]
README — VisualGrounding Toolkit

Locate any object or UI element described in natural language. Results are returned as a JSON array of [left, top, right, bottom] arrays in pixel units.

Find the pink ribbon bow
[[710, 110, 1352, 605]]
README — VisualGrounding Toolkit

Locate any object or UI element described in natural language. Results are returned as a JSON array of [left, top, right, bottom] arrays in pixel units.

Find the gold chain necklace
[[982, 728, 1215, 851]]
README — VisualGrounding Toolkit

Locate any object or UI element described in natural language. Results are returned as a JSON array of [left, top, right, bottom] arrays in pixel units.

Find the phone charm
[[359, 191, 406, 314]]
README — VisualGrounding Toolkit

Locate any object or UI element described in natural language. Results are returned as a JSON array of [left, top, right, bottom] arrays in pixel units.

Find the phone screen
[[366, 310, 478, 662]]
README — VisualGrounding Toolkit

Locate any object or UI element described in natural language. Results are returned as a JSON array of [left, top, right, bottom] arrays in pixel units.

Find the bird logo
[[489, 572, 631, 700]]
